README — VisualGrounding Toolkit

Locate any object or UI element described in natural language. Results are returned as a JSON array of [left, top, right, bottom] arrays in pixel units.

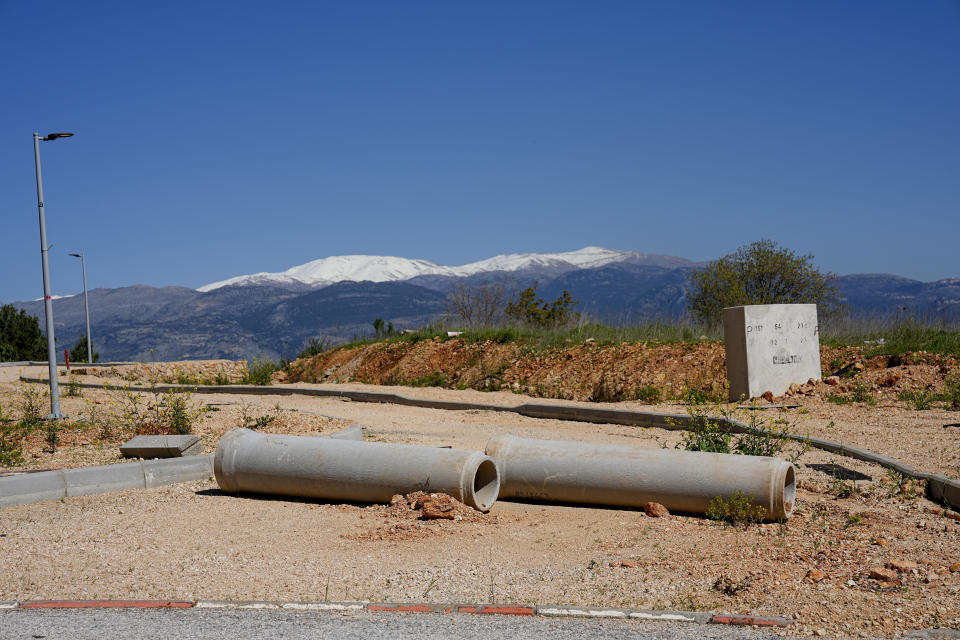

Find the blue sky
[[2, 1, 958, 302]]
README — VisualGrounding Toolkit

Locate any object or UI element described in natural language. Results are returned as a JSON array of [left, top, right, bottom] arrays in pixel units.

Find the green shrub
[[69, 334, 99, 363], [176, 372, 201, 385], [676, 416, 732, 454], [44, 423, 60, 453], [675, 404, 809, 462], [408, 372, 448, 388], [243, 357, 279, 386], [505, 282, 578, 328], [297, 336, 331, 360], [237, 402, 280, 430], [706, 491, 767, 526], [732, 416, 792, 457], [937, 375, 960, 410], [849, 380, 876, 405], [159, 392, 195, 435], [827, 475, 860, 498], [18, 385, 45, 429], [0, 406, 24, 466], [898, 389, 935, 410], [65, 378, 82, 397], [634, 385, 661, 404], [826, 393, 853, 405]]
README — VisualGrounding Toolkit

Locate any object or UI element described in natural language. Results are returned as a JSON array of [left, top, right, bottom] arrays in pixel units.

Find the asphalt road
[[0, 609, 790, 640]]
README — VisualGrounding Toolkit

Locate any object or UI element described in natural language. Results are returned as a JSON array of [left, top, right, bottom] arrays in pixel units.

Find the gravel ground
[[2, 365, 959, 639]]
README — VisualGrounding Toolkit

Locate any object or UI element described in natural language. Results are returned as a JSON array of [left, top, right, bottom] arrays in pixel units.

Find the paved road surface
[[0, 609, 790, 639]]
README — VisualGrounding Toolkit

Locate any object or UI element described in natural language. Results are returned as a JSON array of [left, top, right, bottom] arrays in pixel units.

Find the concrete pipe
[[215, 428, 500, 512], [485, 434, 795, 520]]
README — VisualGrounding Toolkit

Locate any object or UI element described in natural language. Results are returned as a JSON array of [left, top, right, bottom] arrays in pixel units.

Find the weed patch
[[244, 357, 279, 386], [898, 389, 935, 410], [634, 385, 661, 404], [706, 491, 767, 526]]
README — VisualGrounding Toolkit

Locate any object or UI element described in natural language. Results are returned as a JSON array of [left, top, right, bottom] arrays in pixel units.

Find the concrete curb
[[5, 600, 792, 626], [28, 377, 960, 512], [0, 454, 214, 509]]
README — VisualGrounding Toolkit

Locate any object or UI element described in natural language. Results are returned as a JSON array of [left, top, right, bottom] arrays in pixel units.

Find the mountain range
[[7, 247, 960, 362]]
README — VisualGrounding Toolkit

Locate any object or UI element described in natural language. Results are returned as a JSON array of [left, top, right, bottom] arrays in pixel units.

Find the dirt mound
[[287, 338, 959, 404], [343, 492, 496, 542]]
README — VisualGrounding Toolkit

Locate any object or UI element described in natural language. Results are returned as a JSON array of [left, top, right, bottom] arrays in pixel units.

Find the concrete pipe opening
[[467, 458, 500, 512], [779, 464, 796, 519]]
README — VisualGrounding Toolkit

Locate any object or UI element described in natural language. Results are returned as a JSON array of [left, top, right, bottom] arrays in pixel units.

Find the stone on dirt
[[805, 569, 826, 583], [644, 502, 669, 517], [887, 559, 919, 572], [869, 566, 898, 582]]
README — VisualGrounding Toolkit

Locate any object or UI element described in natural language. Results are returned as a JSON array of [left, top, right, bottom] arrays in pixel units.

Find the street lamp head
[[43, 132, 74, 141], [69, 253, 82, 258]]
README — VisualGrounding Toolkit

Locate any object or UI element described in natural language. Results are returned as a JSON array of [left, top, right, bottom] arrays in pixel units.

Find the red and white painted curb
[[1, 600, 792, 627]]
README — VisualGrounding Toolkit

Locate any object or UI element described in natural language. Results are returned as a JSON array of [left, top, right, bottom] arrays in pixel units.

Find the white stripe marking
[[281, 603, 364, 611], [629, 612, 696, 622], [195, 602, 280, 609], [538, 608, 627, 618]]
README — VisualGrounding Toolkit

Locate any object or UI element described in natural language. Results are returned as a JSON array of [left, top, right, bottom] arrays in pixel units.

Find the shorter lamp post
[[69, 253, 92, 364]]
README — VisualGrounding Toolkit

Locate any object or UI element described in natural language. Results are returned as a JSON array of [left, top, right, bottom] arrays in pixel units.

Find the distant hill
[[6, 247, 958, 361]]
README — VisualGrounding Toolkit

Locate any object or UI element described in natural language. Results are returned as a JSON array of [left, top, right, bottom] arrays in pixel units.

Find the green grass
[[407, 372, 448, 388], [243, 357, 280, 386], [897, 389, 936, 410], [307, 317, 960, 371], [330, 321, 719, 355], [822, 320, 960, 358]]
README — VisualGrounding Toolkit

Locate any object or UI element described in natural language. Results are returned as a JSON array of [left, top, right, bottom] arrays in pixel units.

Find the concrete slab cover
[[120, 435, 201, 458], [723, 304, 821, 401]]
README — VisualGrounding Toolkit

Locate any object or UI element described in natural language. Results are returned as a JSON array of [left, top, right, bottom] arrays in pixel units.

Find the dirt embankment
[[285, 338, 960, 404]]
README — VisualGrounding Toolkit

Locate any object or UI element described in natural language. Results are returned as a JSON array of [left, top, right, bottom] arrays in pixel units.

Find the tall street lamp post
[[69, 252, 92, 364], [33, 131, 74, 420]]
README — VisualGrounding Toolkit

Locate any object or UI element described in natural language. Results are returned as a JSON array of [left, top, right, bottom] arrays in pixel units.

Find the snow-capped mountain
[[197, 247, 689, 292]]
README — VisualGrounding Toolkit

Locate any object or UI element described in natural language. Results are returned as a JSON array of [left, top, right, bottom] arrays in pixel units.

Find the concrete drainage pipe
[[215, 428, 500, 512], [485, 434, 795, 520]]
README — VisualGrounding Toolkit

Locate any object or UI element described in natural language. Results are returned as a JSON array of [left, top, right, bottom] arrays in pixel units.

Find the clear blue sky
[[2, 1, 958, 303]]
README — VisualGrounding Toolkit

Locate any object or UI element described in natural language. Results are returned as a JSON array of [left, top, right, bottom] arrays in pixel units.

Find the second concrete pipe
[[215, 428, 500, 511], [485, 434, 795, 520]]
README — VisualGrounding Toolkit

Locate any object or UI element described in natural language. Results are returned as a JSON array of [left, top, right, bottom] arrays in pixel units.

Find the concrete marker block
[[723, 304, 821, 401]]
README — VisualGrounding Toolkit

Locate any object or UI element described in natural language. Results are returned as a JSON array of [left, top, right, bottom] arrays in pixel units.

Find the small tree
[[688, 239, 841, 326], [372, 318, 395, 338], [505, 282, 578, 328], [297, 336, 331, 360], [70, 334, 99, 363], [0, 305, 46, 362], [446, 282, 507, 328]]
